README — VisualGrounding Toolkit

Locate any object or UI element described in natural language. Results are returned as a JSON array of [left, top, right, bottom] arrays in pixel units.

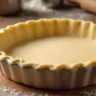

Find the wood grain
[[0, 8, 96, 96]]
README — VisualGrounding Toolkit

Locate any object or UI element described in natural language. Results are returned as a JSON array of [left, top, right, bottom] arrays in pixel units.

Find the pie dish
[[0, 18, 96, 89]]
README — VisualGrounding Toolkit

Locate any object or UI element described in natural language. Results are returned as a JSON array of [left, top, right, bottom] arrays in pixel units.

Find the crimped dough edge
[[0, 18, 96, 71]]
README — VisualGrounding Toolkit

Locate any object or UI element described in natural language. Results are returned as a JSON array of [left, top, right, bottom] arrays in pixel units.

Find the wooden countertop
[[0, 4, 96, 96]]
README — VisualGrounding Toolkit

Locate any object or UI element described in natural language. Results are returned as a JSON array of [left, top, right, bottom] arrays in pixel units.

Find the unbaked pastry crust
[[0, 18, 96, 71], [1, 19, 96, 89]]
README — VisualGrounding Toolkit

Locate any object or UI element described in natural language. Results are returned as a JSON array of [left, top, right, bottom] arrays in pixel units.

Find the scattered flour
[[0, 86, 96, 96], [79, 89, 96, 96], [0, 87, 53, 96], [21, 0, 52, 12]]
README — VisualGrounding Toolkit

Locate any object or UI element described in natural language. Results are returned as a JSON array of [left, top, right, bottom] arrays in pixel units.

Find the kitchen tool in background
[[43, 0, 79, 7], [0, 0, 21, 15], [0, 0, 79, 16]]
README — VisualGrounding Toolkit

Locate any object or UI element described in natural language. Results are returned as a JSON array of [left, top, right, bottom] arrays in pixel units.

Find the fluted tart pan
[[0, 19, 96, 89]]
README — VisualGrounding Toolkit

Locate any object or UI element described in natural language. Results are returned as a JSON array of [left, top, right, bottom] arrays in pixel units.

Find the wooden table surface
[[1, 6, 96, 96]]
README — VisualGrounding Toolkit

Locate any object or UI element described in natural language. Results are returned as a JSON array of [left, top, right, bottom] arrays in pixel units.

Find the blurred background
[[0, 0, 95, 19], [0, 0, 96, 27]]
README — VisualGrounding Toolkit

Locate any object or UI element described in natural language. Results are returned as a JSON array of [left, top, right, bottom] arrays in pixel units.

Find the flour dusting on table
[[0, 86, 96, 96], [0, 87, 53, 96]]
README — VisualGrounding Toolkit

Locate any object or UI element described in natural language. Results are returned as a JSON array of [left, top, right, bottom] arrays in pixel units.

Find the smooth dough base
[[7, 36, 96, 65]]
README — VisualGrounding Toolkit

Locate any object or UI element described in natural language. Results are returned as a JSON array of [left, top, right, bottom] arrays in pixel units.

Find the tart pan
[[0, 19, 96, 89]]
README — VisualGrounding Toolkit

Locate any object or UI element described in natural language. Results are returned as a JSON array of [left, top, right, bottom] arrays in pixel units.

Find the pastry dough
[[0, 19, 96, 89]]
